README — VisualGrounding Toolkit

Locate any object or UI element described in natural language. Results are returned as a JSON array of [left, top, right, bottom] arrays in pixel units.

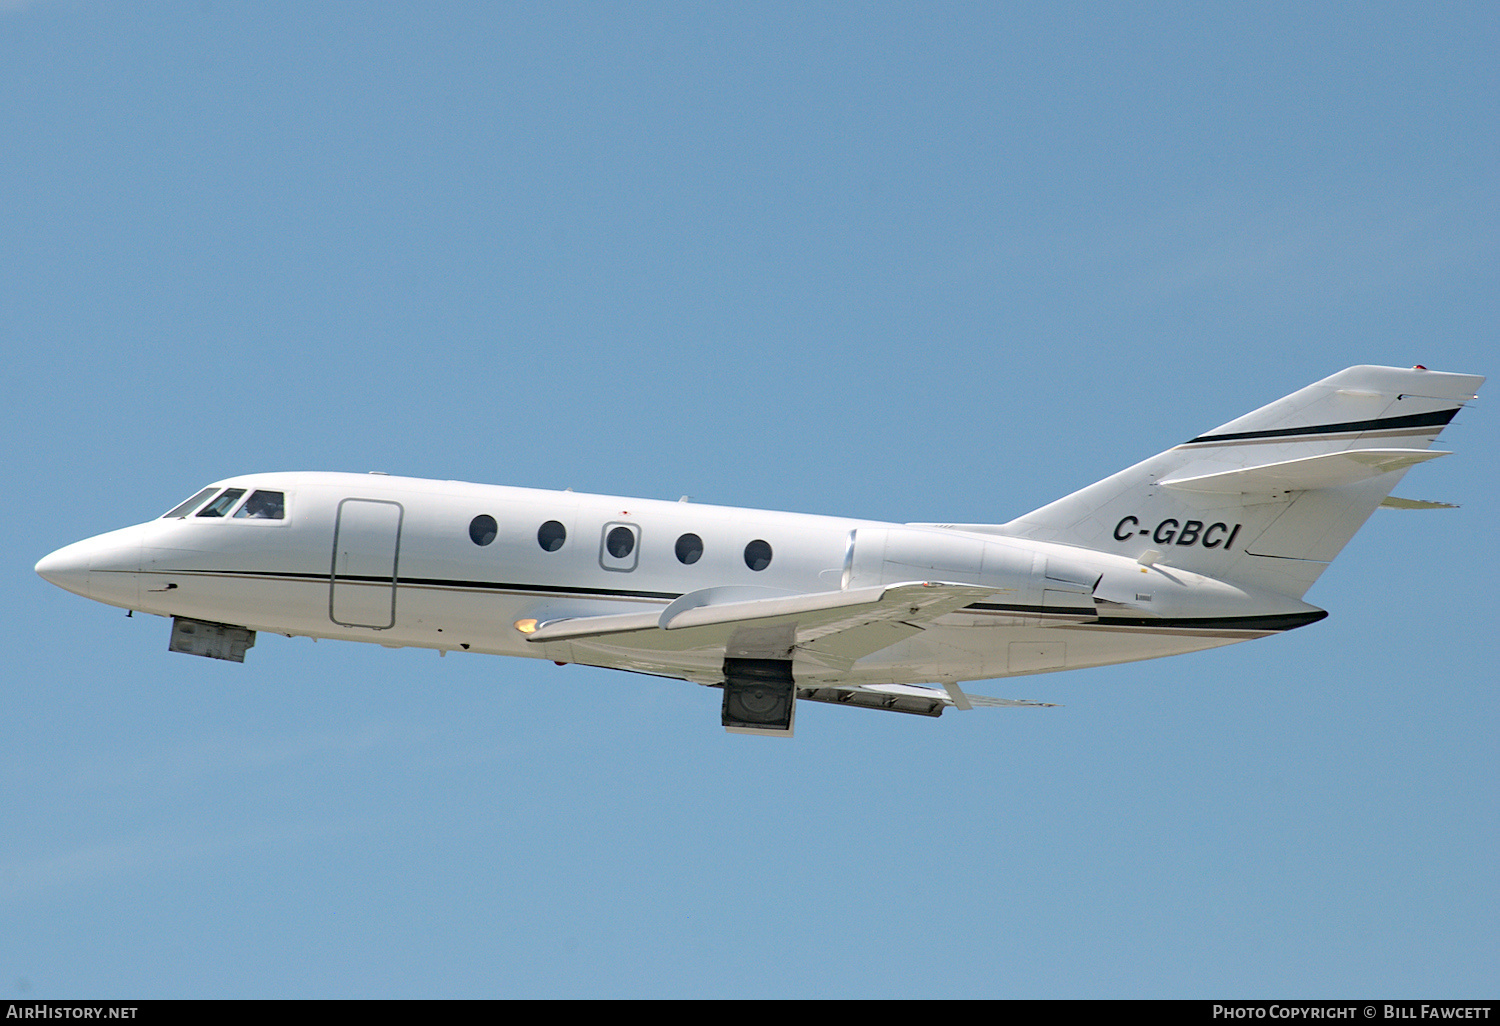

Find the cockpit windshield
[[161, 487, 218, 518], [196, 489, 247, 517], [160, 487, 287, 520]]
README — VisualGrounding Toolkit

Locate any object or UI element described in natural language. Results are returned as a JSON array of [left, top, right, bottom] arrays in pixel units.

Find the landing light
[[514, 619, 538, 634]]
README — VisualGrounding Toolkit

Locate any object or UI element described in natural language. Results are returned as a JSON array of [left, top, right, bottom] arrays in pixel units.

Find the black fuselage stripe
[[966, 603, 1325, 631], [1184, 408, 1457, 445], [147, 569, 1323, 632], [159, 568, 680, 601], [1094, 610, 1327, 631]]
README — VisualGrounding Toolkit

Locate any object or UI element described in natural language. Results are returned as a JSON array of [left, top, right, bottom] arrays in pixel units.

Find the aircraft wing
[[525, 581, 997, 672]]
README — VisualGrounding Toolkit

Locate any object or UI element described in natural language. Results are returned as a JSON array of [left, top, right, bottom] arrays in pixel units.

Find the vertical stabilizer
[[992, 366, 1483, 597]]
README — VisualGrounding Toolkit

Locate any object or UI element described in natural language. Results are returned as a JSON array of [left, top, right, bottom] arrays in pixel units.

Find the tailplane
[[984, 366, 1483, 597]]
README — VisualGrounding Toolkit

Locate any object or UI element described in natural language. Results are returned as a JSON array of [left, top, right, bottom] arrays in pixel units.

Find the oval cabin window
[[744, 539, 772, 571], [675, 533, 703, 565], [537, 521, 567, 552], [469, 515, 497, 546], [606, 525, 635, 558]]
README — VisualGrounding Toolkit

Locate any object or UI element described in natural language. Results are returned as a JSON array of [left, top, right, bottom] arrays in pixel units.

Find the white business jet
[[36, 365, 1482, 736]]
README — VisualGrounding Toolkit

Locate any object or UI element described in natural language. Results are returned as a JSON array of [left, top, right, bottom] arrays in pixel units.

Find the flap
[[799, 682, 1059, 717]]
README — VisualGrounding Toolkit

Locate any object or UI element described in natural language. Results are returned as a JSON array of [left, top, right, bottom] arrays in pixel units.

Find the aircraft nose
[[36, 528, 144, 608], [36, 540, 94, 598]]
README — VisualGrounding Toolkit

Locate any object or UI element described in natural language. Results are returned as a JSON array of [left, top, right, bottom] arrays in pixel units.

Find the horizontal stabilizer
[[965, 693, 1059, 708], [1380, 495, 1459, 510], [1159, 448, 1449, 494]]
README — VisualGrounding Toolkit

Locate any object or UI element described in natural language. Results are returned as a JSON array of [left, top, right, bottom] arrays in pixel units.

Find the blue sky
[[3, 1, 1496, 999]]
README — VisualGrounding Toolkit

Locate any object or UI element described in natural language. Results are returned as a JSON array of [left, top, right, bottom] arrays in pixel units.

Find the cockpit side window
[[162, 487, 219, 519], [196, 488, 247, 518], [233, 490, 285, 520]]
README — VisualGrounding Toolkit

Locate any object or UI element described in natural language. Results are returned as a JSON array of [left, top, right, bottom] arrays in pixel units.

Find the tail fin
[[993, 366, 1483, 598]]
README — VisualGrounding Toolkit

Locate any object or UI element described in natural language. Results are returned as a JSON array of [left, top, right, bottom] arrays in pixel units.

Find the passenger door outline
[[330, 498, 403, 629]]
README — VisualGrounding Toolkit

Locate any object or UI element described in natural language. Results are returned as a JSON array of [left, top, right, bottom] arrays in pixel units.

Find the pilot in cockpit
[[235, 490, 285, 520]]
